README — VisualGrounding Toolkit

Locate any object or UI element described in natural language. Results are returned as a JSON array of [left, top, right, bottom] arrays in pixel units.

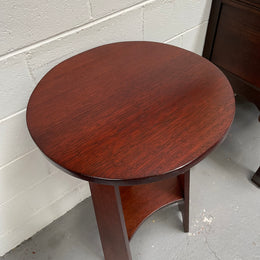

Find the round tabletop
[[26, 41, 235, 185]]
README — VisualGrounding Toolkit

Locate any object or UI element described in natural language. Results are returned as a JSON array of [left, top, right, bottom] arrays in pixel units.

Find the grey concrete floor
[[2, 97, 260, 260]]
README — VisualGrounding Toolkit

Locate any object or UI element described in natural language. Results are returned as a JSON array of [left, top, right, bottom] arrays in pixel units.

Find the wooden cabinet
[[203, 0, 260, 186], [203, 0, 260, 110]]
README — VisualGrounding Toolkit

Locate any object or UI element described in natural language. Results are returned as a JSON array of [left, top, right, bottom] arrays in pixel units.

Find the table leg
[[252, 166, 260, 187], [90, 182, 132, 260], [178, 170, 190, 232]]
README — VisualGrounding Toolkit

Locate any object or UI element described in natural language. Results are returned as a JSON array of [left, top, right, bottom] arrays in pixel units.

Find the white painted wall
[[0, 0, 212, 256]]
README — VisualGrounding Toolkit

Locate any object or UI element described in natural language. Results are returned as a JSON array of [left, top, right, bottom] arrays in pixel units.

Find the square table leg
[[178, 170, 190, 232], [252, 166, 260, 187], [90, 182, 132, 260]]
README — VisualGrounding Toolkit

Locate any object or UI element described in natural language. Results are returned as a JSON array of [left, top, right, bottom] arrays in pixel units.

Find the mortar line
[[24, 55, 37, 84], [164, 20, 209, 44], [0, 109, 26, 123], [0, 171, 56, 208], [88, 0, 93, 20], [0, 184, 83, 239], [0, 148, 38, 171], [141, 5, 145, 40], [0, 0, 155, 62]]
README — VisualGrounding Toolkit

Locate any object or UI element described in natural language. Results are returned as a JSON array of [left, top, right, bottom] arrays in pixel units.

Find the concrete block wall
[[0, 0, 212, 256]]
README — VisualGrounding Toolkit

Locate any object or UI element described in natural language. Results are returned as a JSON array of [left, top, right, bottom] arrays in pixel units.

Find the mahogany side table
[[26, 41, 235, 260]]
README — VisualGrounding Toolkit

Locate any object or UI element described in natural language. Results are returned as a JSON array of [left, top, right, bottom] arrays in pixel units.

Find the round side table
[[26, 41, 235, 260]]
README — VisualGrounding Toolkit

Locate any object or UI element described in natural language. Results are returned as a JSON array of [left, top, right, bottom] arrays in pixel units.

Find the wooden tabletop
[[26, 41, 235, 185]]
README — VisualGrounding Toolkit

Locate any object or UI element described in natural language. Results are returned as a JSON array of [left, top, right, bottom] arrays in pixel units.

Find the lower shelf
[[119, 175, 184, 239]]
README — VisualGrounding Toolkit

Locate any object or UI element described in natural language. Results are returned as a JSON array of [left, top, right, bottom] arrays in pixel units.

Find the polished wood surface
[[211, 1, 260, 87], [203, 0, 260, 104], [90, 183, 131, 260], [27, 41, 235, 185], [252, 167, 260, 187], [91, 172, 189, 260], [178, 171, 190, 232], [27, 41, 235, 260], [203, 0, 260, 185], [119, 175, 184, 239]]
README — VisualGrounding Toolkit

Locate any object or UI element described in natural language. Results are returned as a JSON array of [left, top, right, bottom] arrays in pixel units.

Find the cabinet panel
[[211, 1, 260, 88]]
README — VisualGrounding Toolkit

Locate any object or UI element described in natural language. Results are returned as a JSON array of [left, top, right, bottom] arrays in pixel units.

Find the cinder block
[[182, 22, 208, 55], [0, 1, 214, 256], [165, 34, 182, 48], [0, 169, 82, 236], [78, 182, 91, 201], [0, 110, 36, 167], [143, 0, 211, 42], [181, 0, 211, 33], [90, 0, 144, 19], [26, 7, 143, 83], [0, 54, 34, 120], [27, 170, 83, 213], [144, 0, 183, 42], [0, 150, 51, 205], [47, 165, 90, 199], [0, 0, 91, 56], [0, 182, 89, 256]]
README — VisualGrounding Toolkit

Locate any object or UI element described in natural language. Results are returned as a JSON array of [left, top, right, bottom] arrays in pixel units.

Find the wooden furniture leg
[[252, 167, 260, 187], [178, 171, 190, 232], [90, 183, 132, 260]]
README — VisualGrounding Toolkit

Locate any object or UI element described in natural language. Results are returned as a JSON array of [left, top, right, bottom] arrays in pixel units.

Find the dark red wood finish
[[210, 1, 260, 87], [252, 167, 260, 187], [27, 41, 235, 186], [120, 175, 184, 239], [203, 0, 260, 109], [203, 0, 260, 185], [89, 183, 132, 260], [178, 171, 190, 232], [91, 173, 189, 260], [27, 42, 235, 260]]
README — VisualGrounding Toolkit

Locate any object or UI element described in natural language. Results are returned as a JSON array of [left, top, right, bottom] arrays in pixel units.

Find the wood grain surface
[[177, 171, 190, 232], [211, 0, 260, 88], [119, 175, 184, 239], [203, 0, 260, 185], [26, 41, 235, 185], [90, 183, 132, 260]]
